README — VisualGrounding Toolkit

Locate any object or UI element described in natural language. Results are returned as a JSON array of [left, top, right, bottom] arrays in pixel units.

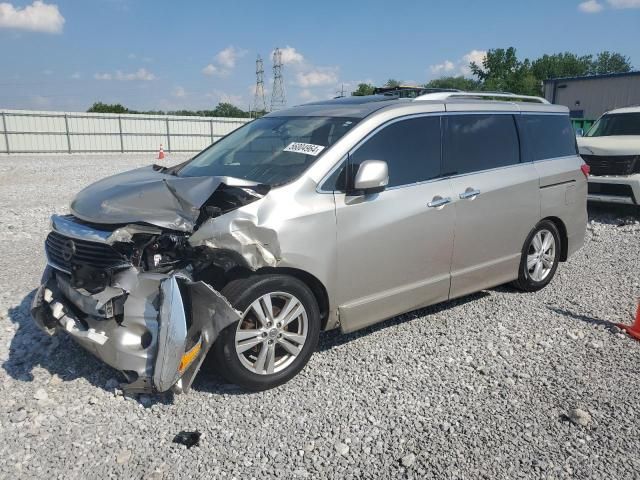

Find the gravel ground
[[1, 153, 639, 479]]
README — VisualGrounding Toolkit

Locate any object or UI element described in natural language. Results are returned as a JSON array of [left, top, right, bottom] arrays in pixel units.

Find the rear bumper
[[31, 266, 239, 394], [587, 174, 640, 205]]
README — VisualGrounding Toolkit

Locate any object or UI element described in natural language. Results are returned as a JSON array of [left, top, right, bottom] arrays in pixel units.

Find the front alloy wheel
[[212, 274, 320, 391], [235, 292, 308, 375]]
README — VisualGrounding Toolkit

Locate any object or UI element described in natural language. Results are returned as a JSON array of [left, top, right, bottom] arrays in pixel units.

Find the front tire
[[212, 274, 320, 391], [512, 220, 561, 292]]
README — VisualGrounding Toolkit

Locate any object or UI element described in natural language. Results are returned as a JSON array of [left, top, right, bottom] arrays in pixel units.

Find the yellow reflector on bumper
[[178, 338, 202, 374]]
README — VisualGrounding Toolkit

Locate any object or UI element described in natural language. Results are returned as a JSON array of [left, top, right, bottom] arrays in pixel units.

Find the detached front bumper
[[31, 266, 239, 394]]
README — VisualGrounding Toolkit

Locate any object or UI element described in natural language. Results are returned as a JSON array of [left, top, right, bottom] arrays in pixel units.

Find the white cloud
[[70, 72, 81, 79], [274, 46, 305, 65], [460, 49, 487, 75], [173, 86, 186, 98], [127, 53, 136, 60], [202, 46, 246, 77], [206, 90, 244, 106], [0, 1, 64, 33], [116, 68, 155, 81], [607, 0, 640, 7], [295, 67, 339, 87], [42, 69, 53, 75], [94, 68, 156, 81], [93, 72, 112, 80], [30, 95, 51, 108], [220, 93, 243, 105], [202, 63, 223, 76], [273, 46, 339, 89], [579, 0, 604, 12], [215, 46, 247, 69], [579, 0, 640, 11], [429, 49, 487, 77], [298, 89, 320, 102], [430, 60, 455, 75]]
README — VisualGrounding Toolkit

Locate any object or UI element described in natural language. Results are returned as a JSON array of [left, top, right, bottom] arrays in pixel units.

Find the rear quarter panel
[[534, 155, 587, 258]]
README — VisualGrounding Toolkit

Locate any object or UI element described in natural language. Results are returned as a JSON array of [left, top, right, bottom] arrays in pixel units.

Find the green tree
[[425, 76, 481, 91], [531, 52, 593, 81], [351, 83, 376, 96], [211, 102, 249, 118], [470, 47, 539, 95], [591, 51, 632, 75], [384, 79, 402, 88], [87, 102, 129, 114]]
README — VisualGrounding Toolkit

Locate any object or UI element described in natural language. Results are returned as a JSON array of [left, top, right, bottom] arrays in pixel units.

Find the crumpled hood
[[71, 165, 258, 232], [577, 136, 640, 156]]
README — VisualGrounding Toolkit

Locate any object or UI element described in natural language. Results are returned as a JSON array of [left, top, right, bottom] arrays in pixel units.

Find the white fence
[[0, 109, 251, 154]]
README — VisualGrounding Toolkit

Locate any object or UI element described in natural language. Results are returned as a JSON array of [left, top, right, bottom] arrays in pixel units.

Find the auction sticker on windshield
[[284, 142, 325, 156]]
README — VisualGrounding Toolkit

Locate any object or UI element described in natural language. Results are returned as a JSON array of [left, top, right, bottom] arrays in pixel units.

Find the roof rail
[[414, 91, 550, 104]]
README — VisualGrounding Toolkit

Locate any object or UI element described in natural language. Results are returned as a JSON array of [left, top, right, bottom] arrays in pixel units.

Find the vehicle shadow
[[316, 291, 490, 352], [2, 290, 174, 406], [587, 202, 640, 222], [194, 290, 492, 395]]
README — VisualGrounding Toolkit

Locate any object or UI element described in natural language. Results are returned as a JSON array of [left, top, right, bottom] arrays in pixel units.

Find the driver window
[[323, 115, 442, 191]]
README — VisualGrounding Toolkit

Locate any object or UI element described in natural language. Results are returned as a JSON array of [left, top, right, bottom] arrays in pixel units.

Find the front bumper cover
[[31, 266, 240, 394]]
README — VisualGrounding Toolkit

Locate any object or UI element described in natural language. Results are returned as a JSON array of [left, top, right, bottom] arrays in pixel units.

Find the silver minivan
[[31, 92, 588, 394]]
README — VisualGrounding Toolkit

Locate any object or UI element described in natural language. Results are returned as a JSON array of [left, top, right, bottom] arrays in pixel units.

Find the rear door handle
[[427, 196, 452, 208], [459, 188, 481, 200]]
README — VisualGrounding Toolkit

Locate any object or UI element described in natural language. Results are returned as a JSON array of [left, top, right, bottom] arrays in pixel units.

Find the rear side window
[[519, 114, 577, 161], [443, 114, 520, 175], [324, 115, 441, 190]]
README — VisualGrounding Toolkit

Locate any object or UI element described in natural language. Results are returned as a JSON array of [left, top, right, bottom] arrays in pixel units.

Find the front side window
[[443, 114, 520, 175], [519, 114, 577, 161], [586, 113, 640, 137], [325, 116, 442, 191], [178, 116, 358, 186]]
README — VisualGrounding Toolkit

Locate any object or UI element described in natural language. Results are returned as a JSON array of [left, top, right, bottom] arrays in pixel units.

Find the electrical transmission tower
[[253, 55, 267, 115], [270, 48, 286, 111]]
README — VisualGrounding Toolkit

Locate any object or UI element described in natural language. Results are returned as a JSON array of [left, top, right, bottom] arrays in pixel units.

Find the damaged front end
[[31, 169, 279, 394]]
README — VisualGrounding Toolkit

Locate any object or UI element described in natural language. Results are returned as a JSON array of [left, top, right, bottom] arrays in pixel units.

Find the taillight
[[581, 164, 590, 178]]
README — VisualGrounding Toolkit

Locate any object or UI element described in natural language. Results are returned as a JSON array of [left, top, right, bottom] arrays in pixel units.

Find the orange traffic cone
[[157, 144, 165, 160], [618, 301, 640, 341]]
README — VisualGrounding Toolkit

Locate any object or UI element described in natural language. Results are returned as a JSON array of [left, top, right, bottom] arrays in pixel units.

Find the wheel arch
[[226, 266, 331, 330], [541, 216, 568, 262]]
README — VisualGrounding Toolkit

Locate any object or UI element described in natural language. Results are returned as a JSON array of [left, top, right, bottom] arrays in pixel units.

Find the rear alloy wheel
[[213, 274, 320, 391], [512, 220, 561, 292]]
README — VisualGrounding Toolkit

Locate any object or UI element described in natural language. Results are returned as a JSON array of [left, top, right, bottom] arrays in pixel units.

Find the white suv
[[577, 106, 640, 206]]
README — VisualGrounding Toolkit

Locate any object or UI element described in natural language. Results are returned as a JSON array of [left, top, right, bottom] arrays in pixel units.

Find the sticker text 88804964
[[283, 142, 326, 156]]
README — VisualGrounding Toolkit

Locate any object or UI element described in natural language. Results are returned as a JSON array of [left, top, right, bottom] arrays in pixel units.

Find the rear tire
[[512, 220, 561, 292], [212, 273, 320, 391]]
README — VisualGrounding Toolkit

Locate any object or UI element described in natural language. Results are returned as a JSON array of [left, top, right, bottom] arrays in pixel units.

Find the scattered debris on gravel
[[567, 408, 592, 427], [1, 154, 639, 478]]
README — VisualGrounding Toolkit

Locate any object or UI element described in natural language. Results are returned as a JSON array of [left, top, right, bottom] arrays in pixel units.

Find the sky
[[0, 0, 638, 112]]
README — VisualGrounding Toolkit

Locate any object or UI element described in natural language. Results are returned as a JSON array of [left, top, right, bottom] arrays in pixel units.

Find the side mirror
[[575, 128, 584, 137], [351, 160, 389, 195]]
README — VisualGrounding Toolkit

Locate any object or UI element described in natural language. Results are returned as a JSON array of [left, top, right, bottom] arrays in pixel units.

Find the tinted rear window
[[519, 114, 577, 161], [443, 114, 520, 175]]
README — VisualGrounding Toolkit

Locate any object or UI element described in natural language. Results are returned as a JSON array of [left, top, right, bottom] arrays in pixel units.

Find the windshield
[[178, 116, 358, 185], [586, 112, 640, 137]]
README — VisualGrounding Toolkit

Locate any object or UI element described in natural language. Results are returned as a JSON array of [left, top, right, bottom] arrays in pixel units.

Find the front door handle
[[427, 196, 452, 208], [459, 188, 481, 200]]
